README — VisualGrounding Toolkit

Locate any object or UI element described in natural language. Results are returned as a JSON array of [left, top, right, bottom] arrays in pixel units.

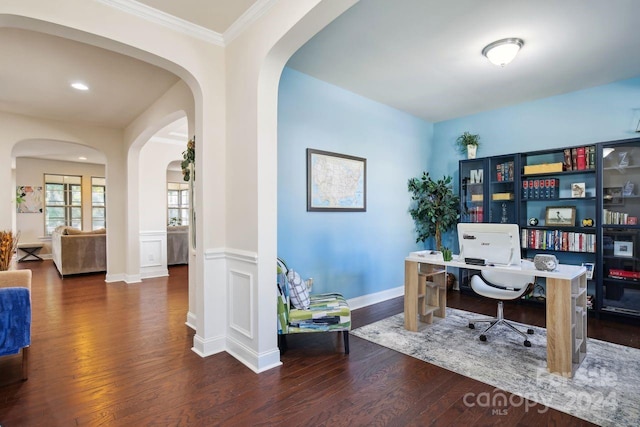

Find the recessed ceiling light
[[71, 82, 89, 91], [78, 156, 87, 160]]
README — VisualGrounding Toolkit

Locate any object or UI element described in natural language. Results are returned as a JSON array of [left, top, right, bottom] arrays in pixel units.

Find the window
[[44, 174, 82, 235], [92, 177, 106, 230], [168, 182, 189, 226]]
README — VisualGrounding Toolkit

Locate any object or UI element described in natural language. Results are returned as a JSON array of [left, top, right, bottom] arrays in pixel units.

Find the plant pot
[[467, 144, 477, 159]]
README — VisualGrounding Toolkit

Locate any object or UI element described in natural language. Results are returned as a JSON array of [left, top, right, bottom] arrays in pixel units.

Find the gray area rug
[[351, 308, 640, 426]]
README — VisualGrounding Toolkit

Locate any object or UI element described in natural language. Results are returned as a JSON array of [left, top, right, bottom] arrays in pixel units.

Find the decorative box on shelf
[[523, 162, 564, 175], [492, 192, 514, 201], [471, 194, 483, 202]]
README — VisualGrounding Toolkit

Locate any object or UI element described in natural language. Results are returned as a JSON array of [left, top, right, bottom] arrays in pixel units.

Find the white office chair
[[468, 270, 535, 347]]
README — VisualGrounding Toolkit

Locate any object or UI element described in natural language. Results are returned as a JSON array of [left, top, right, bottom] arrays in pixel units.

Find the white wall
[[1, 0, 361, 373], [138, 140, 184, 279], [15, 157, 105, 254]]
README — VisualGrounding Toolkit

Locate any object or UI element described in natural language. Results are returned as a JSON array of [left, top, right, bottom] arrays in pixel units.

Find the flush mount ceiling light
[[71, 82, 89, 91], [482, 38, 524, 67]]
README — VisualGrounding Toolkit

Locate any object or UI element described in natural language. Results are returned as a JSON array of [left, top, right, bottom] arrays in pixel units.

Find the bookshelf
[[458, 137, 640, 320]]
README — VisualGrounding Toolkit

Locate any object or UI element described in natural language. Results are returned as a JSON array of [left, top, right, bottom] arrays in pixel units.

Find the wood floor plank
[[0, 260, 636, 425]]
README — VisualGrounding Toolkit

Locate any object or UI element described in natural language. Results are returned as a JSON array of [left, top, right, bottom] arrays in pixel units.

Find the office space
[[2, 0, 640, 422]]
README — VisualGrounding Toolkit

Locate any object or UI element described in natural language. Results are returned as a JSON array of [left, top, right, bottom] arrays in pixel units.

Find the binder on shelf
[[523, 180, 529, 198]]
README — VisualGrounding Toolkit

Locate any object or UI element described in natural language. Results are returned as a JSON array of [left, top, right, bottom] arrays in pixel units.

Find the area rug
[[351, 308, 640, 426]]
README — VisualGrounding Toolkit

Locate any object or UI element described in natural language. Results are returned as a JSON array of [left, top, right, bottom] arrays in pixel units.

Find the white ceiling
[[288, 0, 640, 122], [6, 0, 640, 164], [136, 0, 258, 33]]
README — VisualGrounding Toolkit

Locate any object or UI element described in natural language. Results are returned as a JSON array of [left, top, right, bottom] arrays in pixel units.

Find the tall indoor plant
[[407, 172, 460, 250], [455, 131, 480, 159]]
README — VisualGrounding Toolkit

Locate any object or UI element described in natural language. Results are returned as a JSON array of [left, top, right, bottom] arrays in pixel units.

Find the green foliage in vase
[[455, 131, 480, 154], [407, 172, 460, 249], [181, 136, 195, 182]]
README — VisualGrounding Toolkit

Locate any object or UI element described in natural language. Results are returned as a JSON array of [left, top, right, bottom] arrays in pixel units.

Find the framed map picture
[[307, 148, 366, 212]]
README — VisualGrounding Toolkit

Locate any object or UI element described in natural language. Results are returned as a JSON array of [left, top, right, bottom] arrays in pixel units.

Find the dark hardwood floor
[[1, 260, 637, 426]]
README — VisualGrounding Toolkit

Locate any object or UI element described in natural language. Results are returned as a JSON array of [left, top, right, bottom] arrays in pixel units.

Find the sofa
[[167, 226, 189, 265], [51, 226, 106, 277]]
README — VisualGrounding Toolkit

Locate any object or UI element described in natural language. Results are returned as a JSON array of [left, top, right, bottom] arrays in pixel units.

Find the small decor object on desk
[[582, 262, 594, 280], [0, 230, 20, 271], [441, 247, 453, 262], [455, 131, 480, 159], [534, 254, 558, 271], [528, 217, 538, 226]]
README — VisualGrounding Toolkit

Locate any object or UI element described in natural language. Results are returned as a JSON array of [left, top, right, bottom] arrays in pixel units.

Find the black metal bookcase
[[458, 138, 640, 320]]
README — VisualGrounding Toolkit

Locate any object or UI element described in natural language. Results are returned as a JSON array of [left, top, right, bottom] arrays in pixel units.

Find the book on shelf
[[522, 180, 529, 198], [608, 269, 640, 280], [521, 228, 596, 253], [471, 194, 483, 202], [563, 148, 572, 171], [576, 146, 586, 170], [588, 146, 596, 169], [571, 148, 578, 171]]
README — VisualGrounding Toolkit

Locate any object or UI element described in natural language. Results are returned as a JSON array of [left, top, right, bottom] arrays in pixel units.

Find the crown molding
[[95, 0, 225, 46], [223, 0, 278, 45]]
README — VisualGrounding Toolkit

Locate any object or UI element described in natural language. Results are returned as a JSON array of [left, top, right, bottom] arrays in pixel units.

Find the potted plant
[[407, 172, 460, 250], [455, 131, 480, 159]]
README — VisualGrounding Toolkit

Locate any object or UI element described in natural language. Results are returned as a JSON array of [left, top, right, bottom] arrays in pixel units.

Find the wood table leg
[[546, 277, 573, 377], [404, 260, 419, 331]]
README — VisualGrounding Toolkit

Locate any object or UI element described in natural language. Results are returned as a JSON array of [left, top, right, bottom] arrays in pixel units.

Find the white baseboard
[[192, 333, 226, 357], [185, 311, 196, 330], [225, 335, 282, 373], [347, 285, 404, 310]]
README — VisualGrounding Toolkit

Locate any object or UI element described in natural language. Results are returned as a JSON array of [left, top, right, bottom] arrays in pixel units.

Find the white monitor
[[457, 223, 521, 266]]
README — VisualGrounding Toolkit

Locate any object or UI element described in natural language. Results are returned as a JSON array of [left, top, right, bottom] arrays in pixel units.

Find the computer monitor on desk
[[457, 223, 521, 266]]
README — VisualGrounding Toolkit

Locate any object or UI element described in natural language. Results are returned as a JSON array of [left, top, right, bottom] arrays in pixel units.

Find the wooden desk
[[405, 253, 588, 378]]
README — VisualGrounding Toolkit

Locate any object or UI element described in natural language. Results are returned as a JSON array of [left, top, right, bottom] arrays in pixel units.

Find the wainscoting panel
[[140, 231, 168, 279], [229, 269, 253, 339]]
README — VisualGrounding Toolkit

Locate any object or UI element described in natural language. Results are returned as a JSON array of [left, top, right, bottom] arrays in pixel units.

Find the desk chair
[[468, 269, 535, 347]]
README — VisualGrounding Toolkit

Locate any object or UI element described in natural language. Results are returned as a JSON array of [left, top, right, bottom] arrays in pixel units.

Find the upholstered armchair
[[0, 269, 32, 381], [277, 258, 351, 354]]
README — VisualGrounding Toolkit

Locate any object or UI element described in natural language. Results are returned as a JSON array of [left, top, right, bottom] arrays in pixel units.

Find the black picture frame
[[307, 148, 366, 212]]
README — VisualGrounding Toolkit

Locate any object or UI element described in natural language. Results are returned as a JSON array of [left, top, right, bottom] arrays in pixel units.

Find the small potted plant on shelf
[[455, 131, 480, 159], [407, 172, 460, 251]]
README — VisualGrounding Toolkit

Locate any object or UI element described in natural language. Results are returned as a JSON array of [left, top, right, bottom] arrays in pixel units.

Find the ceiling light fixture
[[78, 156, 87, 160], [71, 82, 89, 91], [482, 38, 524, 67]]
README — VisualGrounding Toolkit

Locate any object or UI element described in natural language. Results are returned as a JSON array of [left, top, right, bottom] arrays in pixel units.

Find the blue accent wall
[[431, 76, 640, 252], [279, 67, 640, 301], [278, 67, 433, 299], [431, 76, 640, 179]]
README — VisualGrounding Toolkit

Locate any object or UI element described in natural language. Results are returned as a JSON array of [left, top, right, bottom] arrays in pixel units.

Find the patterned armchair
[[0, 269, 32, 381], [277, 258, 351, 354]]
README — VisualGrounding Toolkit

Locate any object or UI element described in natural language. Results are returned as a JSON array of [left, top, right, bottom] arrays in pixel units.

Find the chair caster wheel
[[527, 328, 534, 335], [479, 334, 487, 342], [468, 323, 475, 329], [524, 340, 531, 347]]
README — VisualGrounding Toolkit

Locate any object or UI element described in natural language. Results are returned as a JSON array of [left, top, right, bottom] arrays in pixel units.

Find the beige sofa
[[51, 226, 106, 277]]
